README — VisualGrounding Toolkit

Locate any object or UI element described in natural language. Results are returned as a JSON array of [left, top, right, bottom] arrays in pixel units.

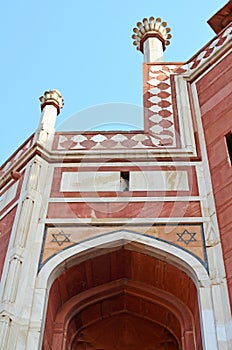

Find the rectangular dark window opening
[[225, 132, 232, 165], [120, 171, 130, 191]]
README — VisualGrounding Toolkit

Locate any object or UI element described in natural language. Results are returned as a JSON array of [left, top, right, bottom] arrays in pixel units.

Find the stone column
[[132, 17, 172, 62], [34, 89, 64, 148], [0, 90, 64, 349]]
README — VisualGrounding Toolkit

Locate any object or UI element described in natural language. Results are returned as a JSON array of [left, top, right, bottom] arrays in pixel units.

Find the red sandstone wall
[[196, 51, 232, 310], [0, 175, 23, 281], [0, 207, 17, 279]]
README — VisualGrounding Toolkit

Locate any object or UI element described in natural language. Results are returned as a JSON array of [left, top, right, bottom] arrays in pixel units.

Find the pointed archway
[[42, 246, 202, 350]]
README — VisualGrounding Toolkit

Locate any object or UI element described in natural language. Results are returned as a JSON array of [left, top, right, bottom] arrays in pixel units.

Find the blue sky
[[0, 0, 226, 164]]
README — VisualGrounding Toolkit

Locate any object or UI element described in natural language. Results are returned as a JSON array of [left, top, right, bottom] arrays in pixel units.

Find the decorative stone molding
[[0, 134, 34, 181], [39, 89, 64, 115], [181, 24, 232, 73], [0, 314, 11, 350], [2, 256, 22, 303], [147, 64, 180, 146], [132, 17, 172, 52]]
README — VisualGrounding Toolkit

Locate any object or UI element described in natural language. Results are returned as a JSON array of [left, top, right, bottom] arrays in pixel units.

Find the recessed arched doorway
[[42, 246, 202, 350], [71, 313, 179, 350]]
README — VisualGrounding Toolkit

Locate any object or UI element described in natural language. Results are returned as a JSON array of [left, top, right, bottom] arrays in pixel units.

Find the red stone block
[[0, 207, 17, 279], [109, 294, 125, 314], [197, 52, 232, 106], [47, 201, 201, 219], [217, 202, 232, 230], [91, 254, 111, 286], [220, 227, 232, 255], [203, 108, 232, 146], [215, 183, 232, 209], [81, 303, 101, 325], [205, 140, 228, 170], [110, 250, 125, 280], [125, 293, 141, 314]]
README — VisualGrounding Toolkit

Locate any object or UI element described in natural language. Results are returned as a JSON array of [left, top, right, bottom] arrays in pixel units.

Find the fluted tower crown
[[132, 17, 172, 62], [39, 89, 64, 115]]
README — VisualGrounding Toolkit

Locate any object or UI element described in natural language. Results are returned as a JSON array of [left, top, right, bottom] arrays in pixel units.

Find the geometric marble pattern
[[146, 23, 232, 148], [182, 24, 232, 73], [57, 63, 183, 150], [52, 24, 232, 152], [147, 64, 182, 147], [57, 132, 156, 150], [1, 25, 231, 161]]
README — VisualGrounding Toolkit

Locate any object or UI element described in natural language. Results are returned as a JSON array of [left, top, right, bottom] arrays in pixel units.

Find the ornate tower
[[0, 2, 232, 349], [132, 16, 172, 62]]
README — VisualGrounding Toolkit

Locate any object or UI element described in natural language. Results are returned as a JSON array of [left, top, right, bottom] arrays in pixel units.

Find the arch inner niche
[[42, 246, 203, 350]]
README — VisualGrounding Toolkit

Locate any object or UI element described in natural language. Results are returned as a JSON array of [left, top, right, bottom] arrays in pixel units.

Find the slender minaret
[[132, 17, 172, 62], [34, 89, 64, 147]]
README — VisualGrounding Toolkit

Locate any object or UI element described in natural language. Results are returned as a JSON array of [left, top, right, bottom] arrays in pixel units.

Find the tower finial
[[132, 17, 172, 62], [39, 89, 64, 115], [35, 89, 64, 146]]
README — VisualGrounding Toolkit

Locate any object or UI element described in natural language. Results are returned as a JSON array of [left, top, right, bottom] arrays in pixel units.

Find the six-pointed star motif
[[51, 231, 71, 246], [176, 229, 197, 245]]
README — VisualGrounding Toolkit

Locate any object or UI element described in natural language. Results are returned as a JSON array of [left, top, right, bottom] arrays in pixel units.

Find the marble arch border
[[28, 230, 219, 350]]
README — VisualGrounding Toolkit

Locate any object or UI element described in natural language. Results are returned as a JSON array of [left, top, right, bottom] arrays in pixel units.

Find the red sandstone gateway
[[0, 2, 232, 349]]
